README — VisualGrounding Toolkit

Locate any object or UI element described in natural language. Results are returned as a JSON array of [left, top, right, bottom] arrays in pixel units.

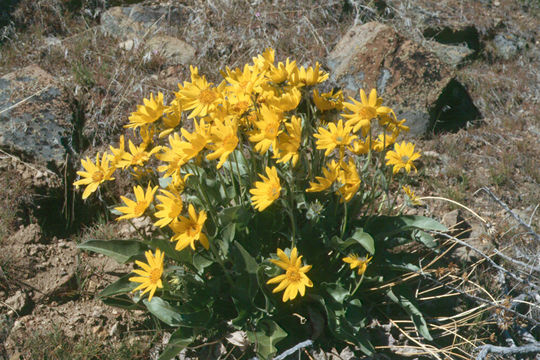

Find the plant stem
[[340, 201, 348, 239], [350, 273, 365, 297], [232, 150, 245, 207], [209, 240, 235, 288]]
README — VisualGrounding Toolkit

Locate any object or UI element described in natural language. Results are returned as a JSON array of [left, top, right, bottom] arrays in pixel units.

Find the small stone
[[109, 322, 120, 337], [92, 325, 103, 334], [5, 291, 30, 315], [119, 38, 138, 51]]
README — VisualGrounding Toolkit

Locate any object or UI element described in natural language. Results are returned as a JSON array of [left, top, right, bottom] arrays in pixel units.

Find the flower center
[[401, 155, 410, 163], [168, 202, 182, 219], [131, 152, 146, 165], [134, 200, 148, 217], [92, 170, 104, 182], [187, 223, 199, 237], [232, 101, 249, 114], [265, 122, 279, 138], [199, 89, 217, 105], [268, 184, 280, 199], [286, 268, 302, 282], [149, 268, 162, 283], [359, 106, 377, 119]]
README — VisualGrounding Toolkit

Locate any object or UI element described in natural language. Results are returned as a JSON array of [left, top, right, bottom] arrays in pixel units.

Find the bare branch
[[475, 342, 540, 360], [477, 187, 540, 243], [433, 231, 540, 291]]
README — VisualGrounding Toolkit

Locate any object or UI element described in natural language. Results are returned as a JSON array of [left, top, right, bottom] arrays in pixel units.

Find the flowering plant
[[75, 49, 446, 359]]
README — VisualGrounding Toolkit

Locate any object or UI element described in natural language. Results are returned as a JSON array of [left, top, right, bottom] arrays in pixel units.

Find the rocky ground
[[0, 0, 539, 359]]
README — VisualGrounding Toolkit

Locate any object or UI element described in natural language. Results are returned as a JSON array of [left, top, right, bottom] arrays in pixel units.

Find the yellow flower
[[274, 115, 302, 166], [267, 248, 313, 302], [160, 98, 183, 137], [402, 185, 422, 206], [118, 139, 160, 170], [115, 184, 158, 220], [178, 66, 223, 119], [292, 62, 329, 86], [306, 160, 339, 192], [252, 48, 276, 72], [337, 159, 361, 202], [264, 87, 302, 112], [222, 63, 264, 97], [109, 135, 126, 168], [314, 120, 356, 157], [74, 152, 115, 199], [313, 89, 344, 112], [343, 254, 372, 275], [371, 132, 397, 152], [129, 249, 164, 302], [139, 125, 156, 148], [248, 105, 282, 155], [154, 189, 183, 228], [206, 117, 239, 169], [169, 204, 209, 251], [178, 119, 211, 161], [249, 166, 281, 211], [342, 89, 392, 136], [385, 141, 421, 174], [126, 92, 166, 129], [351, 138, 371, 155]]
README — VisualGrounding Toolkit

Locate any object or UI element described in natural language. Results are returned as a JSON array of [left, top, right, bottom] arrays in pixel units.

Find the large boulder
[[100, 4, 187, 39], [0, 65, 71, 171], [101, 4, 195, 66], [327, 22, 481, 136]]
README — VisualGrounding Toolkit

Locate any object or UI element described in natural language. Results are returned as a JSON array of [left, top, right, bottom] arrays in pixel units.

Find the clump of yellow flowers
[[75, 49, 441, 359]]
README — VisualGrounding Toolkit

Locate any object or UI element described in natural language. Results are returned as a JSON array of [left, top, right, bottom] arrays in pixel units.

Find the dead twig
[[475, 342, 540, 360], [0, 85, 51, 116], [477, 187, 540, 243], [433, 231, 540, 291], [418, 269, 540, 327], [493, 248, 540, 274]]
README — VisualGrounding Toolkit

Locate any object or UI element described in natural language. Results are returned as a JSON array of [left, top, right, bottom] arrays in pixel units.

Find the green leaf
[[150, 237, 192, 264], [354, 329, 375, 356], [364, 215, 446, 242], [413, 230, 438, 250], [192, 252, 213, 272], [78, 240, 147, 263], [386, 287, 433, 341], [101, 295, 139, 310], [157, 328, 194, 360], [99, 274, 135, 298], [256, 265, 276, 312], [402, 216, 447, 232], [218, 205, 251, 228], [247, 319, 287, 359], [144, 297, 183, 326], [158, 176, 173, 188], [347, 228, 375, 255], [323, 283, 349, 303], [234, 242, 258, 274]]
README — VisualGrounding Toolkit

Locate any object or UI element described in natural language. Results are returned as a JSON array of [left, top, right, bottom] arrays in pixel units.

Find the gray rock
[[101, 5, 195, 66], [0, 65, 71, 171], [4, 291, 30, 315], [144, 35, 195, 66], [426, 40, 475, 67], [6, 224, 43, 245], [493, 33, 526, 60], [327, 22, 481, 136], [100, 4, 187, 40]]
